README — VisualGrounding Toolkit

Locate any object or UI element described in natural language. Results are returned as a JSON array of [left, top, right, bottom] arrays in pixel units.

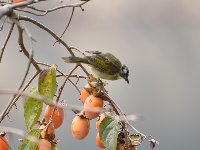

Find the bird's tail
[[61, 56, 89, 64]]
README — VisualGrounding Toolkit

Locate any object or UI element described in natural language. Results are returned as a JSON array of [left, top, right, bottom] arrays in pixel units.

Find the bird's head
[[120, 64, 129, 84]]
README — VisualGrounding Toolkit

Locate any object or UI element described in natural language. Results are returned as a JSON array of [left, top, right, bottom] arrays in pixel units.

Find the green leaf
[[17, 129, 40, 150], [24, 87, 43, 130], [38, 64, 57, 104], [99, 116, 120, 150]]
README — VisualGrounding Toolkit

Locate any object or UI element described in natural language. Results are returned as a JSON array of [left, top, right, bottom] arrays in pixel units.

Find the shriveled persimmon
[[96, 132, 106, 149], [96, 113, 107, 131], [13, 0, 27, 9], [84, 95, 104, 119], [0, 136, 9, 150], [37, 139, 51, 150], [44, 105, 64, 129], [71, 115, 90, 140], [117, 143, 137, 150]]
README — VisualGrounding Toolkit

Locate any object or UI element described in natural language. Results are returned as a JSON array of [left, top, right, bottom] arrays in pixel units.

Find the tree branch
[[0, 72, 39, 122], [0, 22, 14, 62], [17, 26, 41, 71]]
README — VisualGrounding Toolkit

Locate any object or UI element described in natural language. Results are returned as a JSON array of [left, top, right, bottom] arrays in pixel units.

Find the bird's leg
[[96, 78, 108, 95]]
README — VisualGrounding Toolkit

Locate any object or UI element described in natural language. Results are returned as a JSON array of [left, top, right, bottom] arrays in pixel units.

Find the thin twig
[[78, 64, 90, 77], [104, 91, 147, 148], [41, 1, 88, 15], [56, 74, 87, 79], [0, 126, 39, 144], [0, 22, 14, 62], [53, 7, 75, 46], [1, 13, 37, 119], [56, 65, 79, 103], [69, 46, 86, 57], [18, 15, 73, 56], [37, 62, 87, 79], [10, 14, 36, 88], [19, 15, 90, 77], [0, 16, 7, 31], [0, 72, 39, 123], [36, 62, 82, 94], [103, 92, 131, 148], [17, 24, 41, 71], [0, 88, 93, 112], [15, 1, 88, 16]]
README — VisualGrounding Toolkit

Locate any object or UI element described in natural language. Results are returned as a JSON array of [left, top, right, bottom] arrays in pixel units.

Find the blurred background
[[0, 0, 200, 149]]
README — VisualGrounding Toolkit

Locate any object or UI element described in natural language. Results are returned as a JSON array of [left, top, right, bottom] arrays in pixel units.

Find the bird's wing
[[85, 51, 102, 55], [87, 53, 120, 75], [101, 52, 122, 71]]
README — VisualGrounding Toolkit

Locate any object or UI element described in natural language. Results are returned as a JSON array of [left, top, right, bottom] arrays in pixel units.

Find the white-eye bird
[[61, 51, 129, 83]]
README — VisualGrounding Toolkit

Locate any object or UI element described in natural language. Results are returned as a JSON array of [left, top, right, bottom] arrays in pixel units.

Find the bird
[[61, 51, 129, 83]]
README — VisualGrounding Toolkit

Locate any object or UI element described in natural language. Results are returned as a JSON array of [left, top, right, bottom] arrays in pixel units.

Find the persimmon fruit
[[71, 115, 90, 140], [84, 95, 104, 119], [0, 136, 9, 150], [96, 113, 107, 131], [44, 105, 64, 129], [37, 139, 51, 150], [96, 132, 106, 149], [80, 84, 92, 104]]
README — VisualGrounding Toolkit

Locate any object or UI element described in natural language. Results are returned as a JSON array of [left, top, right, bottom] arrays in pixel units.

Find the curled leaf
[[38, 64, 57, 104], [149, 138, 159, 149]]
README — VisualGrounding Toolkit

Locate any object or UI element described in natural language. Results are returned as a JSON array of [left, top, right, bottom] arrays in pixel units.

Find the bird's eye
[[122, 65, 129, 76], [121, 65, 129, 83]]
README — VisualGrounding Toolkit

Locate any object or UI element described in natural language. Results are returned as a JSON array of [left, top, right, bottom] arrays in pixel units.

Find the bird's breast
[[90, 66, 121, 80]]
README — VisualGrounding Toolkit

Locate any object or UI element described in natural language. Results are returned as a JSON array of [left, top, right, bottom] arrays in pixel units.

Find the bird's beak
[[125, 78, 129, 84]]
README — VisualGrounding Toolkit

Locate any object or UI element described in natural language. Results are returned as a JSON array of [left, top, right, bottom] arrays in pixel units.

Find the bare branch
[[0, 88, 92, 112], [103, 92, 132, 147], [69, 46, 87, 57], [56, 65, 79, 103], [17, 20, 41, 71], [18, 15, 74, 55], [36, 62, 82, 94], [53, 7, 75, 46], [9, 12, 36, 86], [0, 1, 155, 149], [0, 1, 35, 19], [18, 15, 90, 77], [0, 126, 39, 144], [0, 16, 7, 31], [40, 1, 88, 15], [0, 12, 40, 123], [0, 4, 13, 19], [0, 72, 39, 123], [0, 22, 14, 62]]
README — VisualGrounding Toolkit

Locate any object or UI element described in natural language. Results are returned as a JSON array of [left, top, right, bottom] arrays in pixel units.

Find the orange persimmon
[[44, 105, 64, 129], [37, 139, 51, 150], [84, 95, 104, 119], [71, 115, 90, 140], [0, 136, 9, 150], [96, 113, 107, 132], [96, 132, 106, 149]]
